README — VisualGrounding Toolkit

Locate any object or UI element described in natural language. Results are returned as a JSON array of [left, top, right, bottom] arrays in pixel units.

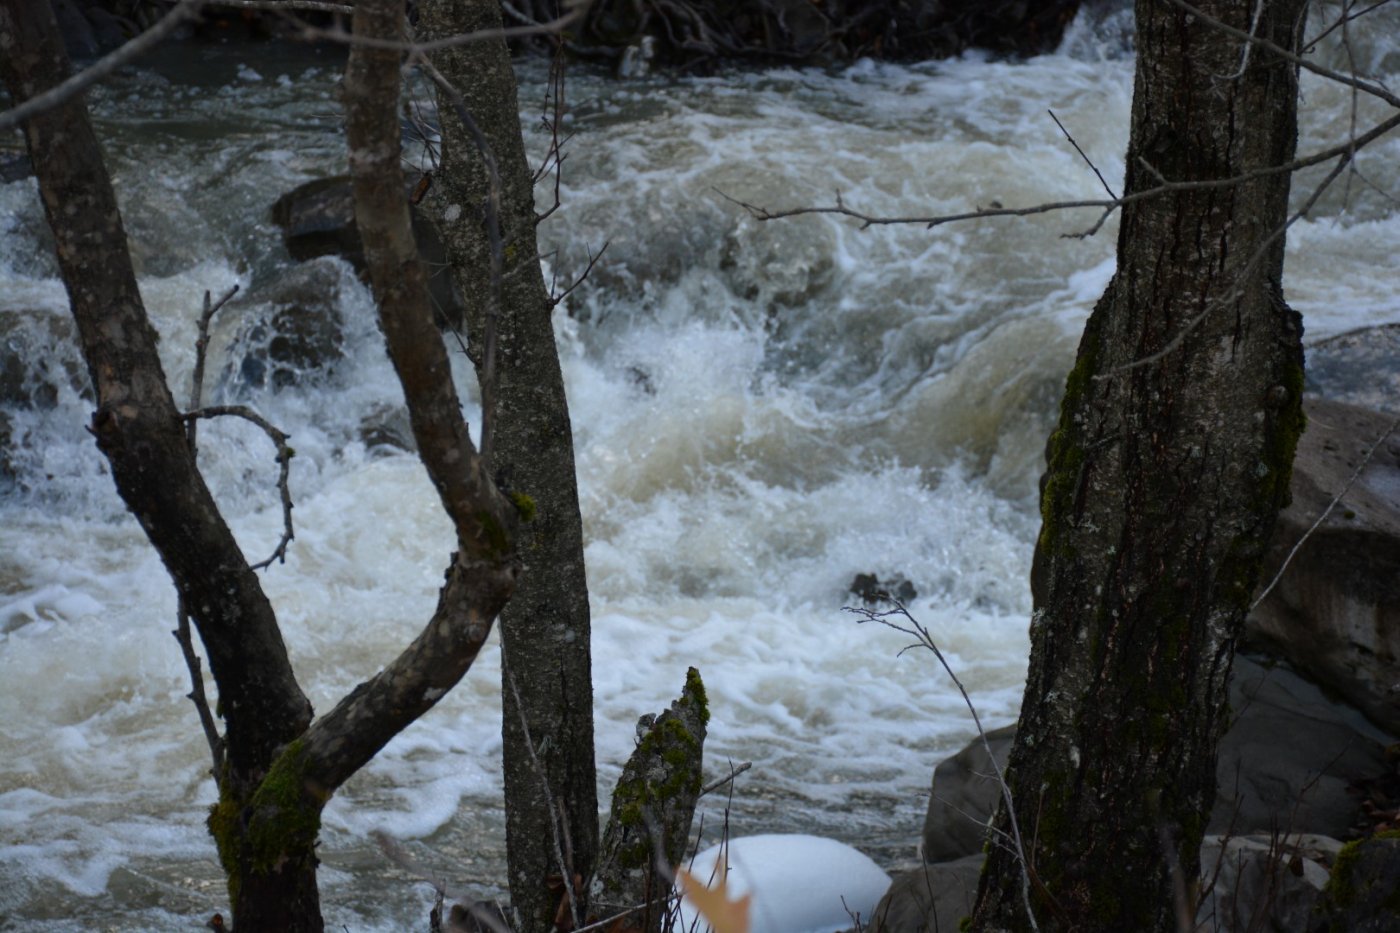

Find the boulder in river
[[271, 173, 466, 332]]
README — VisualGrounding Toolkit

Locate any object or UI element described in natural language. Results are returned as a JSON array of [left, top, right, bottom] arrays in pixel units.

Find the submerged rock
[[0, 310, 89, 409], [220, 259, 351, 393]]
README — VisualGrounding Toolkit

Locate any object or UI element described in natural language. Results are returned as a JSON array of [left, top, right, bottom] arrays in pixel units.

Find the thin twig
[[550, 241, 610, 308], [182, 404, 297, 569], [298, 0, 591, 54], [851, 603, 1041, 932], [0, 0, 205, 132], [174, 282, 241, 780], [716, 106, 1400, 237], [174, 607, 225, 776], [698, 761, 752, 797], [185, 284, 240, 451], [1252, 412, 1400, 610], [1047, 110, 1117, 199]]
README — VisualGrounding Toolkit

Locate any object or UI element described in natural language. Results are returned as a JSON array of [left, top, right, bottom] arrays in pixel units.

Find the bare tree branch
[[1252, 412, 1400, 610], [1165, 0, 1400, 108], [295, 0, 520, 796], [719, 107, 1400, 234], [0, 0, 205, 133], [297, 0, 592, 54], [181, 404, 297, 569]]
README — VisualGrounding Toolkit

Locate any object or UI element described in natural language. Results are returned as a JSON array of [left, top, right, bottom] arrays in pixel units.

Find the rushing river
[[2, 6, 1398, 930]]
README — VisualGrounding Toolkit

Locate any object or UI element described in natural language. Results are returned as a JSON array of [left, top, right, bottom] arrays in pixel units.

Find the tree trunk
[[2, 3, 522, 929], [970, 1, 1307, 930], [418, 5, 600, 932]]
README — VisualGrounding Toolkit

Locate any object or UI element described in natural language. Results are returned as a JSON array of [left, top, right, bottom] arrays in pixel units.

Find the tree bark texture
[[0, 2, 324, 926], [0, 0, 314, 782], [595, 669, 709, 933], [2, 3, 522, 929], [971, 1, 1307, 931], [419, 4, 599, 931]]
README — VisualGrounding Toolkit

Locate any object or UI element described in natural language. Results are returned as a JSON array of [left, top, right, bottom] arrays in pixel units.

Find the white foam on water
[[1, 8, 1398, 927]]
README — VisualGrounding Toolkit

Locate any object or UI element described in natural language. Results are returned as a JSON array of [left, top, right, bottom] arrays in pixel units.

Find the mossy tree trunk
[[970, 1, 1307, 930], [1, 2, 519, 930], [419, 4, 600, 932]]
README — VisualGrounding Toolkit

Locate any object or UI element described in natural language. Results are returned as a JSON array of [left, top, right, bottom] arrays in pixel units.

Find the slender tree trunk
[[971, 2, 1307, 930], [2, 3, 521, 929], [419, 4, 599, 931]]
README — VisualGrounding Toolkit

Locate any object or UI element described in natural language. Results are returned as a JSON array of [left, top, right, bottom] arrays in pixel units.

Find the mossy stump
[[594, 668, 708, 933]]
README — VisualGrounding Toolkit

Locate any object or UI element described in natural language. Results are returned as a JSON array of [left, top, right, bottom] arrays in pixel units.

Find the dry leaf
[[677, 862, 752, 933]]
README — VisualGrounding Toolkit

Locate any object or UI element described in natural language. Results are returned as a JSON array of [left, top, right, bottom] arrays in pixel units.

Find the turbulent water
[[2, 6, 1398, 930]]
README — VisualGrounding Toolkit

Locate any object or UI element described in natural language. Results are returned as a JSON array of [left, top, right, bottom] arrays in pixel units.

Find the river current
[[1, 6, 1398, 930]]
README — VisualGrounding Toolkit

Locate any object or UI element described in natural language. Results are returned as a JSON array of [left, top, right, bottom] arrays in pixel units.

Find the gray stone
[[1248, 397, 1400, 734], [1306, 324, 1400, 412], [220, 259, 350, 394], [271, 174, 465, 331], [921, 656, 1391, 863], [1197, 834, 1341, 933], [1311, 835, 1400, 933], [867, 855, 983, 933], [921, 725, 1015, 864]]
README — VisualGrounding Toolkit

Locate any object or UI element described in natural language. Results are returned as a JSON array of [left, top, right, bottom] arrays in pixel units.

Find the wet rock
[[357, 404, 416, 453], [1306, 324, 1400, 412], [221, 259, 350, 393], [271, 173, 465, 331], [850, 573, 918, 607], [920, 724, 1015, 863], [0, 310, 90, 408], [920, 655, 1393, 865], [1311, 834, 1400, 933], [1197, 834, 1341, 933], [867, 855, 983, 933], [0, 151, 33, 184], [1247, 397, 1400, 734]]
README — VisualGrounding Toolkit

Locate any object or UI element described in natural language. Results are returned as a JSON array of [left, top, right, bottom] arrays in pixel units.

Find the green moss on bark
[[207, 738, 327, 903]]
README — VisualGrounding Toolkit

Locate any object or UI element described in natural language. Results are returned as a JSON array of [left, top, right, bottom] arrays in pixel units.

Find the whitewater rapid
[[1, 6, 1397, 929]]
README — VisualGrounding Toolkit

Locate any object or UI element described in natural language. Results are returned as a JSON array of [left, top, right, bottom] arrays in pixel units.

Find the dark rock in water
[[0, 410, 15, 487], [1311, 834, 1400, 933], [1306, 324, 1400, 412], [271, 174, 466, 331], [222, 259, 350, 393], [0, 310, 90, 409], [1248, 397, 1400, 735], [0, 151, 34, 184], [357, 404, 416, 453], [850, 573, 918, 607], [920, 655, 1393, 865]]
